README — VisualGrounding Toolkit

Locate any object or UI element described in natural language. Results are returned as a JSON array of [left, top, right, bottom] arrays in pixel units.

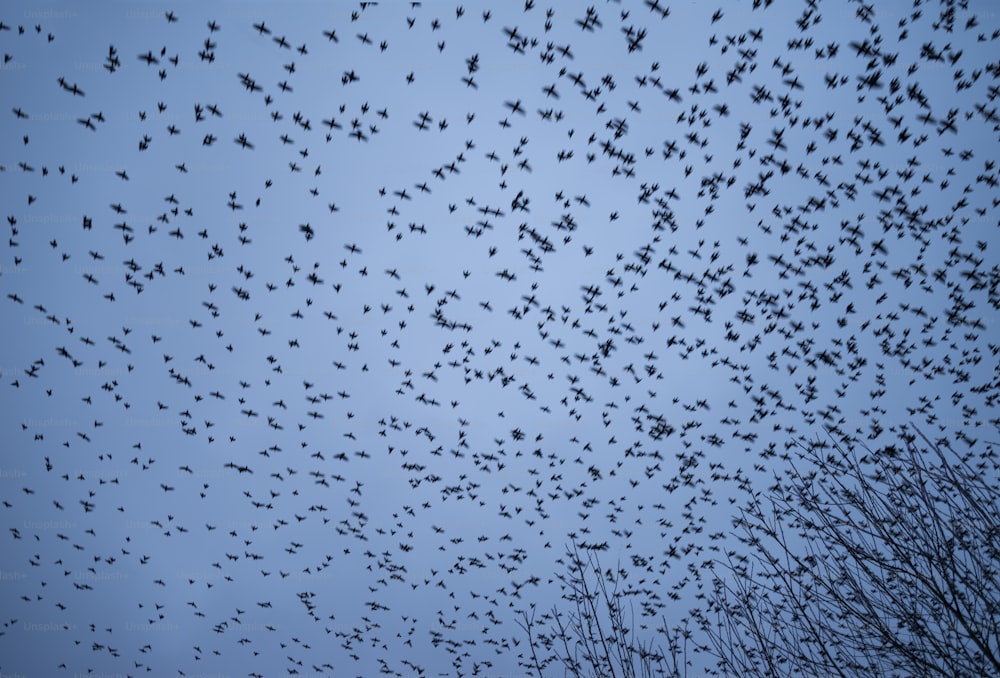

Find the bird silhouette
[[2, 3, 999, 677]]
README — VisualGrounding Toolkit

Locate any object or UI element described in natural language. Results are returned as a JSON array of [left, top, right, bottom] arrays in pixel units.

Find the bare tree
[[701, 425, 1000, 677], [518, 540, 690, 677]]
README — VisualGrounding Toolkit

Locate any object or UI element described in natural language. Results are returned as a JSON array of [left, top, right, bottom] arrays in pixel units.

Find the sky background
[[2, 1, 999, 676]]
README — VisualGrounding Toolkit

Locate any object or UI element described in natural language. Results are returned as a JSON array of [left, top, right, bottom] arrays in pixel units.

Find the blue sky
[[2, 1, 999, 676]]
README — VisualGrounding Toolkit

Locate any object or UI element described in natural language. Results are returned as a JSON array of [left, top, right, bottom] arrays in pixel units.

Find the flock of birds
[[2, 1, 999, 676]]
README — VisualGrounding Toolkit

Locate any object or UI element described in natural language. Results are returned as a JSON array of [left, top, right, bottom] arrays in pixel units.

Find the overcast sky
[[2, 1, 999, 676]]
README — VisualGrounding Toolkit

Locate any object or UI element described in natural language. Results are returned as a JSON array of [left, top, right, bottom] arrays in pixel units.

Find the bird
[[2, 3, 998, 678]]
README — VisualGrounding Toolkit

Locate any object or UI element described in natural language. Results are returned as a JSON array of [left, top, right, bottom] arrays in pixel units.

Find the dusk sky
[[2, 1, 999, 676]]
